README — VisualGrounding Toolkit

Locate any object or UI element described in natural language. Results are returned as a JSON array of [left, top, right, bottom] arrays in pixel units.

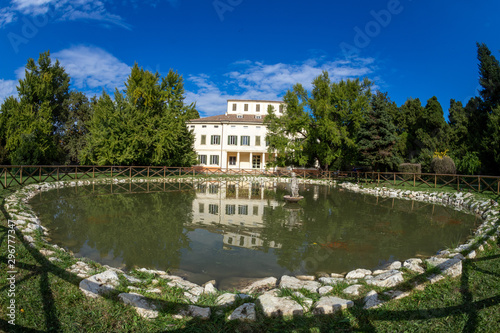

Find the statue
[[284, 172, 304, 203]]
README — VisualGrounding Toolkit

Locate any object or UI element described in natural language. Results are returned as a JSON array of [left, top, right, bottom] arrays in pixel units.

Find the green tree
[[0, 51, 70, 164], [265, 72, 372, 170], [60, 91, 94, 164], [357, 91, 401, 171], [81, 64, 197, 166]]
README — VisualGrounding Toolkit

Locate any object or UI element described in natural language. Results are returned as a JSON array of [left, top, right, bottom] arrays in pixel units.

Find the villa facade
[[187, 99, 285, 171]]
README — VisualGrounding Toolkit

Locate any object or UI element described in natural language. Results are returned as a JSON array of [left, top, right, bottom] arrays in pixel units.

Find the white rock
[[342, 284, 363, 296], [118, 292, 158, 319], [363, 290, 383, 309], [257, 291, 304, 317], [384, 290, 410, 300], [227, 303, 256, 321], [330, 273, 344, 278], [403, 258, 425, 274], [312, 296, 353, 315], [279, 275, 321, 293], [425, 257, 462, 277], [123, 273, 142, 284], [296, 275, 316, 281], [40, 249, 55, 256], [240, 277, 277, 294], [203, 282, 217, 295], [79, 270, 120, 298], [178, 305, 211, 320], [318, 286, 334, 295], [318, 277, 345, 285], [366, 270, 403, 288], [216, 293, 250, 307], [345, 269, 372, 279]]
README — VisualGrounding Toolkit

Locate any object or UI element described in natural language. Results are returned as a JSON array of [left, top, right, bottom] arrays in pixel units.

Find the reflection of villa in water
[[190, 181, 284, 250]]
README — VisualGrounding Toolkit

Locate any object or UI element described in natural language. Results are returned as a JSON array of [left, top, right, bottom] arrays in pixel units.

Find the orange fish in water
[[317, 242, 349, 250]]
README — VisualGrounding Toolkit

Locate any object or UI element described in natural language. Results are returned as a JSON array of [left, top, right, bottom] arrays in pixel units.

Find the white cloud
[[186, 57, 377, 117], [53, 45, 131, 94], [0, 79, 18, 103], [0, 0, 129, 29]]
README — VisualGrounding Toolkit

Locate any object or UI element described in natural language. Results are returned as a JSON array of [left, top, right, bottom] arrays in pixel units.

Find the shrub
[[455, 152, 481, 175], [399, 163, 421, 174], [431, 156, 456, 174]]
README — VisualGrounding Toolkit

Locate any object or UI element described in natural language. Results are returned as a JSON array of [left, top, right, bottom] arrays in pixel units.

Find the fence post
[[39, 167, 41, 182], [164, 167, 166, 178], [92, 167, 95, 179], [393, 173, 396, 185], [147, 166, 150, 178], [413, 173, 416, 187], [20, 166, 23, 184], [4, 167, 7, 188], [457, 175, 460, 191], [75, 166, 78, 180], [129, 167, 132, 178], [478, 176, 481, 192], [57, 167, 59, 181], [434, 174, 437, 188], [377, 172, 380, 185], [111, 167, 113, 178]]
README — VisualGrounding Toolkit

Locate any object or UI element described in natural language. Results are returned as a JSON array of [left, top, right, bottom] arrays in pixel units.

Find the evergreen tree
[[81, 64, 197, 166], [265, 72, 371, 170], [0, 51, 70, 164], [357, 92, 401, 171]]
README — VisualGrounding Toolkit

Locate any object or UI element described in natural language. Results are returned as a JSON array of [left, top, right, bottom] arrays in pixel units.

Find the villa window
[[199, 203, 204, 213], [209, 184, 219, 194], [255, 115, 261, 119], [229, 156, 237, 165], [232, 103, 237, 111], [210, 155, 219, 165], [244, 104, 249, 111], [211, 135, 220, 145], [208, 204, 218, 215], [226, 205, 236, 215], [237, 115, 243, 119], [241, 136, 250, 146], [255, 136, 261, 146], [214, 125, 219, 128], [238, 205, 248, 215], [253, 205, 259, 215], [228, 136, 237, 145], [256, 104, 260, 112], [202, 125, 207, 128], [198, 154, 207, 165]]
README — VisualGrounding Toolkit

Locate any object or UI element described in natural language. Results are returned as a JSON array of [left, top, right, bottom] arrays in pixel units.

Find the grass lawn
[[1, 181, 499, 332]]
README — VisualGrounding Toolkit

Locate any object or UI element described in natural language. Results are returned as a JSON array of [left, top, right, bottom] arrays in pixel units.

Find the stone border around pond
[[3, 177, 500, 321]]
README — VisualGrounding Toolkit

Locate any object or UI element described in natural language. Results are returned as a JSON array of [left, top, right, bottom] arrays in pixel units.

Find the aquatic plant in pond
[[29, 180, 479, 289]]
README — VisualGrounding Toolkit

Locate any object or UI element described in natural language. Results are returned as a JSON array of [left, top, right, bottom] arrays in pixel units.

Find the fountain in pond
[[283, 172, 304, 203]]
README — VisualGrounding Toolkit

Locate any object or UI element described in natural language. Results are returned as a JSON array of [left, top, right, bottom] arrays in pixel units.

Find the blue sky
[[0, 0, 499, 117]]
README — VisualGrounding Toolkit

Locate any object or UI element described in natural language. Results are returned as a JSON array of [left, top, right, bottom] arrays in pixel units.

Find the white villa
[[187, 99, 285, 170]]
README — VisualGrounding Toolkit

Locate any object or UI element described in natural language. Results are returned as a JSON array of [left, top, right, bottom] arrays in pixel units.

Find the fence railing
[[1, 166, 499, 195]]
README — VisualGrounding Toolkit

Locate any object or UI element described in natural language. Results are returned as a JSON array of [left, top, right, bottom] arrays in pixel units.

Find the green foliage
[[455, 151, 482, 175], [265, 71, 372, 170], [357, 91, 401, 171], [399, 163, 421, 174], [81, 64, 197, 166], [430, 156, 456, 174], [0, 51, 70, 165]]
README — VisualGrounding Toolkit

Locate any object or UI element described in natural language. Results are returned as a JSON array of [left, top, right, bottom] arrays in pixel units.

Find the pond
[[29, 181, 479, 290]]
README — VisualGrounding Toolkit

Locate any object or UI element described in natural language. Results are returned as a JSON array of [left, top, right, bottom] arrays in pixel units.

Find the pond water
[[29, 181, 479, 290]]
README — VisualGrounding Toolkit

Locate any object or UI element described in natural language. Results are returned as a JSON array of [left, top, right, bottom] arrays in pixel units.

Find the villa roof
[[188, 114, 266, 124]]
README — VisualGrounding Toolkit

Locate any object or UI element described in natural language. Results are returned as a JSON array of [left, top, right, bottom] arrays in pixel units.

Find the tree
[[357, 91, 401, 171], [60, 91, 94, 164], [265, 72, 372, 170], [0, 51, 70, 165], [81, 64, 197, 166]]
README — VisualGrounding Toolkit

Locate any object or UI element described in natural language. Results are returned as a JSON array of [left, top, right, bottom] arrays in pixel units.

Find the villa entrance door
[[252, 155, 261, 169]]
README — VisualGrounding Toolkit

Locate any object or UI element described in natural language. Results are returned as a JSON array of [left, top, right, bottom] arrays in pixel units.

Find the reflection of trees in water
[[31, 184, 195, 270], [259, 184, 477, 274]]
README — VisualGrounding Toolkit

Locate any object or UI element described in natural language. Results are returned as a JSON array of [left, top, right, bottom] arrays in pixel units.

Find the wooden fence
[[1, 165, 499, 195]]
